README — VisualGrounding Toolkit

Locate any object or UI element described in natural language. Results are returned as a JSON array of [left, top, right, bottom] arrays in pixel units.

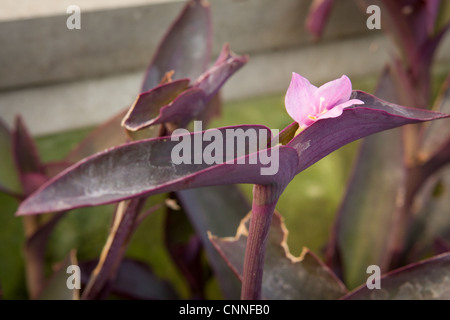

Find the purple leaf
[[402, 23, 450, 105], [0, 118, 21, 195], [141, 0, 212, 92], [16, 125, 298, 215], [305, 0, 336, 39], [122, 79, 191, 131], [128, 88, 207, 131], [123, 45, 247, 131], [20, 173, 49, 198], [11, 117, 65, 298], [377, 0, 425, 60], [377, 0, 446, 76], [16, 91, 448, 217], [176, 185, 250, 299], [147, 88, 207, 129], [12, 116, 43, 177], [80, 258, 179, 300], [343, 252, 450, 300], [110, 258, 179, 300], [165, 199, 208, 299], [413, 22, 449, 77], [12, 116, 47, 197], [193, 44, 248, 100], [209, 211, 347, 299], [424, 0, 441, 34], [287, 91, 449, 174]]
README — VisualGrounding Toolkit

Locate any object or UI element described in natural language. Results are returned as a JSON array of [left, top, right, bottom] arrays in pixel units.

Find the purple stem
[[241, 184, 279, 300]]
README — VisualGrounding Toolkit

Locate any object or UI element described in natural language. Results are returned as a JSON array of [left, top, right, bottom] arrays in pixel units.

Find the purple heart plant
[[2, 0, 449, 300], [15, 56, 448, 301]]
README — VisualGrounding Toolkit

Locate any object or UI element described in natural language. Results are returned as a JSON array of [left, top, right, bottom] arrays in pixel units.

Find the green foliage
[[0, 193, 27, 299]]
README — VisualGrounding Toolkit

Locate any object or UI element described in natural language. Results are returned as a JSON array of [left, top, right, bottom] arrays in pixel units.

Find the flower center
[[307, 97, 327, 121], [319, 96, 327, 113]]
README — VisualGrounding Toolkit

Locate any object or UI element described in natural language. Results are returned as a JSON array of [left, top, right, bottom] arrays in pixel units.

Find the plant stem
[[82, 198, 145, 299], [22, 215, 42, 299], [241, 184, 279, 300]]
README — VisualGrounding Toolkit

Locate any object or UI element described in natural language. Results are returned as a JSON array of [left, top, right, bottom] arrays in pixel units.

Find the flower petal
[[313, 75, 353, 110], [316, 99, 364, 122], [316, 105, 345, 121], [285, 72, 317, 126]]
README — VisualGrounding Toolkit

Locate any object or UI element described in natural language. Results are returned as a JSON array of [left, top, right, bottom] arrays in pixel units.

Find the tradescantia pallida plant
[[2, 0, 450, 300], [15, 71, 449, 299], [14, 2, 450, 301]]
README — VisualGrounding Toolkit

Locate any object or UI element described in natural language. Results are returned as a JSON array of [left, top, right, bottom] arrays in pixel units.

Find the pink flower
[[285, 73, 364, 132]]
